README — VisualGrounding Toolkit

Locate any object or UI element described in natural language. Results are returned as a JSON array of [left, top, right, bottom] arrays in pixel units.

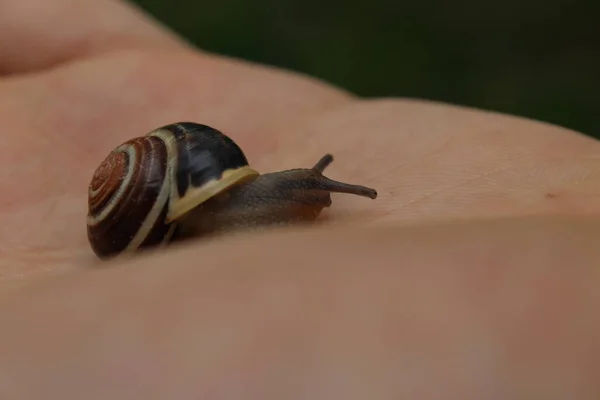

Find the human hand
[[1, 0, 600, 398]]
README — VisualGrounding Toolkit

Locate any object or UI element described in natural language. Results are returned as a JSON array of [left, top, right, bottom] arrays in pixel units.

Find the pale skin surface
[[1, 0, 600, 398]]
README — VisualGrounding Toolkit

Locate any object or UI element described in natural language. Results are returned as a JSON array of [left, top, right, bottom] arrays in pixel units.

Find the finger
[[0, 0, 189, 75], [1, 216, 600, 398]]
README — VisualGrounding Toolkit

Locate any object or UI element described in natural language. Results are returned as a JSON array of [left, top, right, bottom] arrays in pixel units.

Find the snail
[[87, 122, 378, 259]]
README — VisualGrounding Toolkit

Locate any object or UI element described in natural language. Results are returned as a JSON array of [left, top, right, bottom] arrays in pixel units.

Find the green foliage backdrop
[[133, 0, 599, 137]]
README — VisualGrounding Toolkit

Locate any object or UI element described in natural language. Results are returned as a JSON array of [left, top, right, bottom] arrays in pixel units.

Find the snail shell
[[86, 122, 259, 259]]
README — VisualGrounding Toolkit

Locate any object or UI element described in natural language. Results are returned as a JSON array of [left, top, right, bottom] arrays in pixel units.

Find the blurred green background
[[133, 0, 598, 137]]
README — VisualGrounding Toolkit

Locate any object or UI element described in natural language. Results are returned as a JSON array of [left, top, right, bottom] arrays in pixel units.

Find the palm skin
[[3, 42, 600, 282], [1, 1, 600, 398]]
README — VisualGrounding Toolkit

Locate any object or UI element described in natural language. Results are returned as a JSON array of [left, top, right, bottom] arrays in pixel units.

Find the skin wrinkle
[[396, 163, 516, 209]]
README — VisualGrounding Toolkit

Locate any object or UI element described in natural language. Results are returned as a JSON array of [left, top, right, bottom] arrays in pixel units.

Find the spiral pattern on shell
[[86, 122, 261, 259], [87, 136, 175, 258]]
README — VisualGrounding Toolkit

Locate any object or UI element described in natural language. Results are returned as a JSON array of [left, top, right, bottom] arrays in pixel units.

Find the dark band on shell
[[167, 122, 255, 197]]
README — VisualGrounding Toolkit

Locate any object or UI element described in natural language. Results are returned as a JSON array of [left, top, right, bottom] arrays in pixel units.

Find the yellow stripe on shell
[[125, 137, 172, 252], [166, 165, 260, 223], [147, 128, 180, 216]]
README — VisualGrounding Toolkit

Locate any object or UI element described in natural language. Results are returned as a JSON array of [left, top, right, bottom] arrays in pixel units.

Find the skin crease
[[1, 0, 600, 398]]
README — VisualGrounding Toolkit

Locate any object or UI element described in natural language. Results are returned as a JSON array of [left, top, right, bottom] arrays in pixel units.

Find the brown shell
[[86, 122, 260, 259], [87, 135, 174, 259]]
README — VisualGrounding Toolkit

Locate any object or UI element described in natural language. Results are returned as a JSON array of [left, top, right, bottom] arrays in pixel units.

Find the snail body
[[87, 122, 377, 259], [175, 153, 377, 239]]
